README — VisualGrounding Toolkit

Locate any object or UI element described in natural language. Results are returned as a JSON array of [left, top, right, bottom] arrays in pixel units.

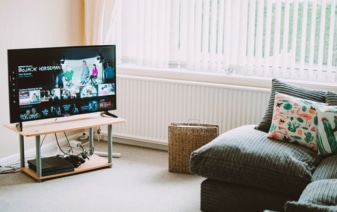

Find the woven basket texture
[[168, 123, 219, 174]]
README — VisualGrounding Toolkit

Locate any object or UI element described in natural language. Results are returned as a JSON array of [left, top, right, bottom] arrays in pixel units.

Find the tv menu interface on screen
[[7, 45, 116, 123]]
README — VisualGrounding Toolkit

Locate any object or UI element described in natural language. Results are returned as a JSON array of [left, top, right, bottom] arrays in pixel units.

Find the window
[[95, 0, 337, 84]]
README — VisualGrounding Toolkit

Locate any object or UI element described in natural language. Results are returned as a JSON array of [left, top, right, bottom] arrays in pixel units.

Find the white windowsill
[[117, 65, 337, 92]]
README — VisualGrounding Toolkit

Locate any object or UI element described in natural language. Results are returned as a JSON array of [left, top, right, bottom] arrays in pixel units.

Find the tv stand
[[3, 116, 126, 182]]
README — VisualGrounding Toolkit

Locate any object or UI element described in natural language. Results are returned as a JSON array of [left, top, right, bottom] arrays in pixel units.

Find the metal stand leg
[[107, 125, 112, 163], [89, 128, 94, 155], [35, 135, 42, 178], [95, 124, 121, 159], [19, 135, 25, 168]]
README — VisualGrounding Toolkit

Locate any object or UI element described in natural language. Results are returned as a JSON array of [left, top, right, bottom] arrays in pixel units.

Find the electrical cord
[[55, 133, 72, 156], [0, 158, 21, 174], [54, 132, 92, 163], [0, 166, 20, 174]]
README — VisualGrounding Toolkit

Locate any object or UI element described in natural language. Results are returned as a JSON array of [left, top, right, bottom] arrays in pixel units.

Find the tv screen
[[7, 45, 117, 124]]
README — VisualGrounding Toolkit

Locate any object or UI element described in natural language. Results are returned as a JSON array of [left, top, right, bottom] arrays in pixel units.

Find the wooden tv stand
[[3, 115, 126, 182]]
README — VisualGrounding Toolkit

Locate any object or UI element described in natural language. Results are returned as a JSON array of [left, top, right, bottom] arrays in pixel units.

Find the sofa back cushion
[[190, 125, 324, 196], [326, 91, 337, 105]]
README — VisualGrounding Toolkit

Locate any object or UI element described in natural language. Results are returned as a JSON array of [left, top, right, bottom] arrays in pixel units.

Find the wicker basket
[[168, 123, 219, 174]]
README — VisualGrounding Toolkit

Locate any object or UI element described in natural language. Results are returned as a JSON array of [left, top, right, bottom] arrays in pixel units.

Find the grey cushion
[[190, 125, 324, 196], [284, 179, 337, 212], [255, 78, 326, 133], [312, 154, 337, 181], [284, 201, 337, 212], [326, 91, 337, 106]]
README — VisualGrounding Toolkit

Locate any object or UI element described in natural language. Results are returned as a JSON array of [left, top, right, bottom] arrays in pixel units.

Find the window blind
[[93, 0, 337, 83]]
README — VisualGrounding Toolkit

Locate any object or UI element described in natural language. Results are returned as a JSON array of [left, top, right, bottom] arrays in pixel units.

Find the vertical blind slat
[[273, 0, 282, 78], [210, 0, 218, 71], [318, 0, 327, 67], [247, 0, 256, 75], [299, 1, 309, 76], [239, 0, 249, 71], [327, 1, 336, 68], [185, 1, 196, 69], [263, 0, 273, 77], [201, 1, 210, 71], [291, 0, 299, 79], [194, 1, 202, 71], [217, 0, 226, 72], [255, 0, 264, 76], [281, 1, 291, 78], [171, 0, 181, 64], [318, 0, 327, 82], [229, 0, 240, 68], [309, 1, 317, 71]]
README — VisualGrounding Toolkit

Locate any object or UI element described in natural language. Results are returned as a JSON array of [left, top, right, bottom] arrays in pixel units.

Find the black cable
[[63, 131, 86, 156], [54, 133, 72, 156], [56, 132, 89, 159], [76, 145, 85, 156], [63, 131, 73, 155], [40, 134, 47, 147]]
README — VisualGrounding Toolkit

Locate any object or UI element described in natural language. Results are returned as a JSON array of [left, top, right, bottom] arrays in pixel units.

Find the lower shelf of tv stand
[[21, 154, 112, 181]]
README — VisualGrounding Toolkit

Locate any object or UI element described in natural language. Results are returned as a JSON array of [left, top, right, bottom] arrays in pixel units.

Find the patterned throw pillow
[[316, 106, 337, 155], [268, 92, 327, 151], [255, 79, 326, 133]]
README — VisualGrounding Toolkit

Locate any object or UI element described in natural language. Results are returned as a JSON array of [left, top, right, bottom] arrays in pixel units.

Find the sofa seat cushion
[[190, 125, 324, 196], [284, 179, 337, 212]]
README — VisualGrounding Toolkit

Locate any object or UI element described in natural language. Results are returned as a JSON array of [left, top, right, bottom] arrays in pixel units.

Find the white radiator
[[112, 75, 271, 145]]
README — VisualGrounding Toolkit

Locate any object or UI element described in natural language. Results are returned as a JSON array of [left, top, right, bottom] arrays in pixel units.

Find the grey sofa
[[190, 79, 337, 212]]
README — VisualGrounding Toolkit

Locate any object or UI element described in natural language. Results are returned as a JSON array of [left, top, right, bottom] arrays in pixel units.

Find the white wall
[[0, 0, 84, 158]]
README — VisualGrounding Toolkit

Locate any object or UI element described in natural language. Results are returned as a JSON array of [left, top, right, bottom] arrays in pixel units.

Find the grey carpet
[[0, 142, 203, 212]]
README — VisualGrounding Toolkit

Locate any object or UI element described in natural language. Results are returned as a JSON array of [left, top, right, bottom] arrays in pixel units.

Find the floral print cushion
[[316, 106, 337, 155], [268, 92, 327, 151]]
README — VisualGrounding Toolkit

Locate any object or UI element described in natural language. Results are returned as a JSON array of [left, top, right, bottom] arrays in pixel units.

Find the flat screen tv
[[7, 45, 117, 127]]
